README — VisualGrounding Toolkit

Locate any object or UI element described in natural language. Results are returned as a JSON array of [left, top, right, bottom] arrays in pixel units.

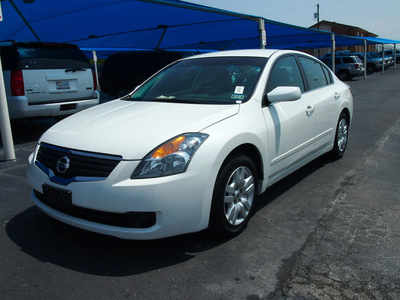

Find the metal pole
[[331, 33, 336, 74], [92, 50, 100, 91], [316, 4, 320, 57], [382, 44, 385, 75], [258, 18, 266, 49], [363, 39, 367, 79], [0, 54, 16, 161], [394, 44, 397, 70]]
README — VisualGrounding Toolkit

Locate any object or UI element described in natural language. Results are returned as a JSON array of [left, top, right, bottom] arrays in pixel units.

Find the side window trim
[[294, 55, 310, 92]]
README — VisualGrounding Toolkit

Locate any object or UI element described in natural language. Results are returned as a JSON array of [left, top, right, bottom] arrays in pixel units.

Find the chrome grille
[[35, 143, 121, 182]]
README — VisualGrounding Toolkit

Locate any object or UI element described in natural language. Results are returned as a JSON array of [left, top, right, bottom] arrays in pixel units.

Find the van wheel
[[337, 70, 349, 81], [209, 153, 257, 237], [329, 112, 349, 160], [367, 64, 375, 73]]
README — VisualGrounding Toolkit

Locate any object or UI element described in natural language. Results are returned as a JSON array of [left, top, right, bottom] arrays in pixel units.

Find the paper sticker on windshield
[[156, 95, 176, 99], [234, 86, 245, 94], [231, 94, 244, 101]]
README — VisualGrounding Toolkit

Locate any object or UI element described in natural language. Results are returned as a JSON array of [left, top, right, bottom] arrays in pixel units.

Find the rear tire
[[209, 153, 257, 237], [367, 64, 375, 73], [337, 70, 349, 81]]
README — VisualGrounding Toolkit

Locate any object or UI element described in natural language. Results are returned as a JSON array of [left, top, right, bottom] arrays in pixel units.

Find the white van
[[0, 41, 99, 119]]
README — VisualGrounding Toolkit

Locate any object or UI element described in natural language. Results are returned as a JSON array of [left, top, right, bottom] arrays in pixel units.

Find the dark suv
[[100, 51, 194, 98]]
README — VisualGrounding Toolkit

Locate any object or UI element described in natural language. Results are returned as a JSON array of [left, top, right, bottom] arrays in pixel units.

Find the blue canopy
[[1, 0, 263, 50], [1, 0, 398, 52], [263, 20, 400, 50]]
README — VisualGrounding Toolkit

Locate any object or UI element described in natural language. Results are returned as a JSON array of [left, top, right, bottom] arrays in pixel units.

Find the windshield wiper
[[65, 68, 87, 72]]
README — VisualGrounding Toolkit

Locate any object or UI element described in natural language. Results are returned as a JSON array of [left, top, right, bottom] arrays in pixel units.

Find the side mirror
[[266, 86, 301, 103]]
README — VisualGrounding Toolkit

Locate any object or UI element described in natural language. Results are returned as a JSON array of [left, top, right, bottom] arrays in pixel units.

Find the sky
[[186, 0, 400, 41]]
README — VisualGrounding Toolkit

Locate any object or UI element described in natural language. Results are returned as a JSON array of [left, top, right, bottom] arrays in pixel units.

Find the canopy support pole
[[331, 33, 336, 74], [92, 50, 100, 91], [258, 18, 266, 49], [394, 44, 397, 70], [0, 55, 16, 161], [364, 39, 367, 79], [381, 44, 385, 75]]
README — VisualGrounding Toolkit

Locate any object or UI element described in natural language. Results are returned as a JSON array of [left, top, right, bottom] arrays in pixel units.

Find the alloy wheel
[[223, 166, 255, 226]]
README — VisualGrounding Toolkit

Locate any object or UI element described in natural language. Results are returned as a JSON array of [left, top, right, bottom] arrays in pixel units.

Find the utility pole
[[315, 4, 320, 57]]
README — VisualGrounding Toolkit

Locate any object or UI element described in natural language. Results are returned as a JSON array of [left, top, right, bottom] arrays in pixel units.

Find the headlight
[[131, 133, 208, 179]]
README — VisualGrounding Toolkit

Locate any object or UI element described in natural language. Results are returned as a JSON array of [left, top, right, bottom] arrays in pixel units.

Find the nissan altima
[[27, 49, 353, 240]]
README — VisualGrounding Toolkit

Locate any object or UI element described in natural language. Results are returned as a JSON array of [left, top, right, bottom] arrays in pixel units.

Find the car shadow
[[5, 155, 332, 277], [5, 205, 227, 276]]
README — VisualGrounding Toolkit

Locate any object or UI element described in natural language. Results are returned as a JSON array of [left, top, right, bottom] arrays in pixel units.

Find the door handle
[[334, 92, 340, 100], [306, 105, 315, 117]]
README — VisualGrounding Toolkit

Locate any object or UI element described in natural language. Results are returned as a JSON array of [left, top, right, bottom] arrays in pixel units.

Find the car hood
[[40, 100, 239, 159]]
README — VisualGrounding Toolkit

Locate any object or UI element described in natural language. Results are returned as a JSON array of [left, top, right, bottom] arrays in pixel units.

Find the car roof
[[181, 49, 300, 60]]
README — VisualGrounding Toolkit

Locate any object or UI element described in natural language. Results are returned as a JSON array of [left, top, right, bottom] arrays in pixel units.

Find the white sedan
[[27, 49, 353, 240]]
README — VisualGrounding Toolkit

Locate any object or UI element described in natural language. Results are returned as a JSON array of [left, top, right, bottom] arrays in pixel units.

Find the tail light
[[91, 69, 98, 91], [11, 70, 25, 96], [354, 64, 360, 69]]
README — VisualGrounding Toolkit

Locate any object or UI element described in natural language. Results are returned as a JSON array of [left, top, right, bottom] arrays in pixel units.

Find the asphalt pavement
[[1, 67, 400, 299]]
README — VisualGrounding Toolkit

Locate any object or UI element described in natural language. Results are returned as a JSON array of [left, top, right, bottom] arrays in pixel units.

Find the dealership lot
[[1, 67, 400, 299]]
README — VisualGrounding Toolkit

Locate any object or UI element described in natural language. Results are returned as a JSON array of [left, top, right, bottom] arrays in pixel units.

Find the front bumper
[[27, 152, 217, 240]]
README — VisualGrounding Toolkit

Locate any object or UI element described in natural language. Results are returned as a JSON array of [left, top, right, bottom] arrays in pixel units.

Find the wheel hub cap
[[224, 166, 255, 226], [337, 118, 348, 152]]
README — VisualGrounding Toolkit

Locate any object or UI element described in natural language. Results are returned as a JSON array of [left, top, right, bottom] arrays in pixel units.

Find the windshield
[[128, 57, 267, 104]]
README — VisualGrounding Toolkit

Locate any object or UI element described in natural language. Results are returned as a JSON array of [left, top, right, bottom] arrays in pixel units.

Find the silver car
[[321, 55, 364, 81]]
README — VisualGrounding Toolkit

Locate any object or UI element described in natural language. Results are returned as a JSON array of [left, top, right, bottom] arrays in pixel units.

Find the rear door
[[297, 55, 338, 152], [17, 43, 95, 104]]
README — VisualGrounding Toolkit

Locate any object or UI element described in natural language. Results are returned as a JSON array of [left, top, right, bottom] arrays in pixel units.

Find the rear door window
[[16, 43, 91, 70], [298, 56, 329, 90], [343, 57, 354, 64]]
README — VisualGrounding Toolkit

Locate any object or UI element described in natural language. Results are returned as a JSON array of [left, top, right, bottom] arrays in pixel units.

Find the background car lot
[[1, 67, 400, 298]]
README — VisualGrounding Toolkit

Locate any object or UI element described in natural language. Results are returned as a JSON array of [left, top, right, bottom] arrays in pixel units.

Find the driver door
[[262, 55, 316, 182]]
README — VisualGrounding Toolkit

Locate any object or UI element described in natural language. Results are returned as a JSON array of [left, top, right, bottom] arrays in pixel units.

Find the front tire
[[329, 112, 349, 160], [209, 153, 257, 237]]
